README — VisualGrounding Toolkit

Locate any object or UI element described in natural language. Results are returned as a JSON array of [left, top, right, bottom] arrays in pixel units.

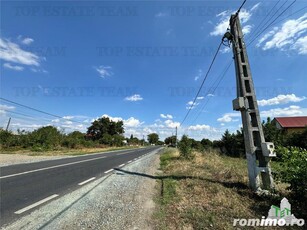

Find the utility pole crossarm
[[226, 14, 275, 191]]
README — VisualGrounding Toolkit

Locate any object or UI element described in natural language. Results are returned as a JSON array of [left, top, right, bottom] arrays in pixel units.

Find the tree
[[62, 131, 86, 149], [164, 135, 176, 146], [220, 129, 244, 157], [178, 135, 193, 159], [262, 117, 283, 145], [128, 134, 140, 145], [87, 117, 124, 141], [147, 133, 159, 145], [200, 138, 213, 149], [30, 126, 62, 149], [286, 127, 307, 149]]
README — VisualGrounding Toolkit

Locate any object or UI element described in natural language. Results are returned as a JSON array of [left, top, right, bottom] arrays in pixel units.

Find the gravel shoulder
[[2, 148, 162, 230], [0, 153, 73, 167]]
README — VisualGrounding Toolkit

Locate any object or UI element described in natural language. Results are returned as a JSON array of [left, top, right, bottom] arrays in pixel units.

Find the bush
[[0, 129, 14, 148], [277, 146, 307, 201], [29, 126, 62, 150], [178, 135, 194, 160]]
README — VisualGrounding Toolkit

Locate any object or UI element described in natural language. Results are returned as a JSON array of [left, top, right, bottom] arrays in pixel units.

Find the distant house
[[272, 116, 307, 133]]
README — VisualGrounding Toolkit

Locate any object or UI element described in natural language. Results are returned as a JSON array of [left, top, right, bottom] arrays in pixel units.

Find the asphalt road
[[0, 146, 161, 227]]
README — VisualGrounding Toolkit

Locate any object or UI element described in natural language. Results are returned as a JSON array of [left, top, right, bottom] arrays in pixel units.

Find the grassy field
[[154, 148, 304, 230]]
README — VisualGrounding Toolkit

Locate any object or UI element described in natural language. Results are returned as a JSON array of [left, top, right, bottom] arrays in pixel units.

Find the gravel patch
[[1, 148, 162, 230], [0, 154, 73, 167]]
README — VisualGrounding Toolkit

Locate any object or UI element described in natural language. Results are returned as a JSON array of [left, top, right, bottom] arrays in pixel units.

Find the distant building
[[272, 116, 307, 134]]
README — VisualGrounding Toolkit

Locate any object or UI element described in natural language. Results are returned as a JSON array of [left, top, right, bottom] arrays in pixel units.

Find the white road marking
[[118, 164, 125, 167], [14, 194, 59, 214], [104, 169, 113, 174], [116, 152, 129, 156], [78, 177, 96, 186], [0, 156, 107, 179]]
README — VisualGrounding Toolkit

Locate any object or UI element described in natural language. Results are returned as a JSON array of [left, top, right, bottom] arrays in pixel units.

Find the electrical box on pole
[[224, 14, 275, 191]]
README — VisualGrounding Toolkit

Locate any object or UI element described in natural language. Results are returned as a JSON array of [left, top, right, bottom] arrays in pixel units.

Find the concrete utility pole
[[225, 14, 275, 191], [175, 126, 178, 148], [6, 117, 11, 131]]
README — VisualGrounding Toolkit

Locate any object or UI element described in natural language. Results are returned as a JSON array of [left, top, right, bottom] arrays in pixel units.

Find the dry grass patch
[[154, 148, 299, 230]]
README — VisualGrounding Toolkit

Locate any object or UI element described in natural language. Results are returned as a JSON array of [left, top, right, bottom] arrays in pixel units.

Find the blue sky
[[1, 0, 307, 141]]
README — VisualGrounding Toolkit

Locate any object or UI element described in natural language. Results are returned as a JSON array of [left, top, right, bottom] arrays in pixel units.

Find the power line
[[189, 60, 232, 126], [247, 0, 297, 47], [264, 5, 307, 30], [180, 40, 223, 126], [1, 109, 40, 120], [0, 97, 84, 124], [237, 0, 248, 14], [246, 0, 281, 42], [179, 0, 248, 127]]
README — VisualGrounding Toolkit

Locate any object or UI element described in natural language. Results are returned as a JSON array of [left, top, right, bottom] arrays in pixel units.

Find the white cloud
[[292, 35, 307, 54], [250, 2, 261, 12], [258, 94, 306, 106], [0, 104, 15, 115], [242, 25, 252, 34], [188, 124, 211, 131], [165, 119, 180, 128], [239, 9, 252, 24], [207, 93, 214, 97], [94, 65, 113, 78], [217, 112, 240, 123], [210, 5, 257, 36], [210, 18, 229, 36], [0, 38, 40, 66], [3, 62, 24, 71], [102, 114, 123, 122], [256, 27, 278, 47], [194, 69, 202, 81], [124, 117, 142, 127], [17, 35, 34, 45], [124, 94, 143, 102], [21, 37, 34, 45], [160, 114, 173, 119], [261, 105, 307, 117], [186, 100, 199, 110], [220, 47, 231, 54], [102, 114, 142, 128], [197, 96, 204, 100], [63, 116, 74, 119], [0, 104, 15, 110], [258, 13, 307, 54]]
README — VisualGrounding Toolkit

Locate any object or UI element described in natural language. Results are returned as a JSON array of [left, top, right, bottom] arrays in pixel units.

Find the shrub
[[277, 146, 307, 201], [178, 135, 194, 160], [29, 126, 62, 150]]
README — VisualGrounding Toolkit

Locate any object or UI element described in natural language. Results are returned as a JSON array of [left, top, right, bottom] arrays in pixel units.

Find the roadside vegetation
[[0, 117, 161, 155], [155, 118, 307, 229]]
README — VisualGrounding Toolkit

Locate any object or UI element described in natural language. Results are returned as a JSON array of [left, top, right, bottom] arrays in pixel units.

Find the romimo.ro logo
[[233, 198, 305, 227]]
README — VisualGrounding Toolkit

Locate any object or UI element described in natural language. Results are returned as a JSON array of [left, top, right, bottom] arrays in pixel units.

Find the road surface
[[0, 146, 160, 227]]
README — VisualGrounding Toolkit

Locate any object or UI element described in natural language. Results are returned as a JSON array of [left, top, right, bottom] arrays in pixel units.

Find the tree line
[[0, 117, 164, 151]]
